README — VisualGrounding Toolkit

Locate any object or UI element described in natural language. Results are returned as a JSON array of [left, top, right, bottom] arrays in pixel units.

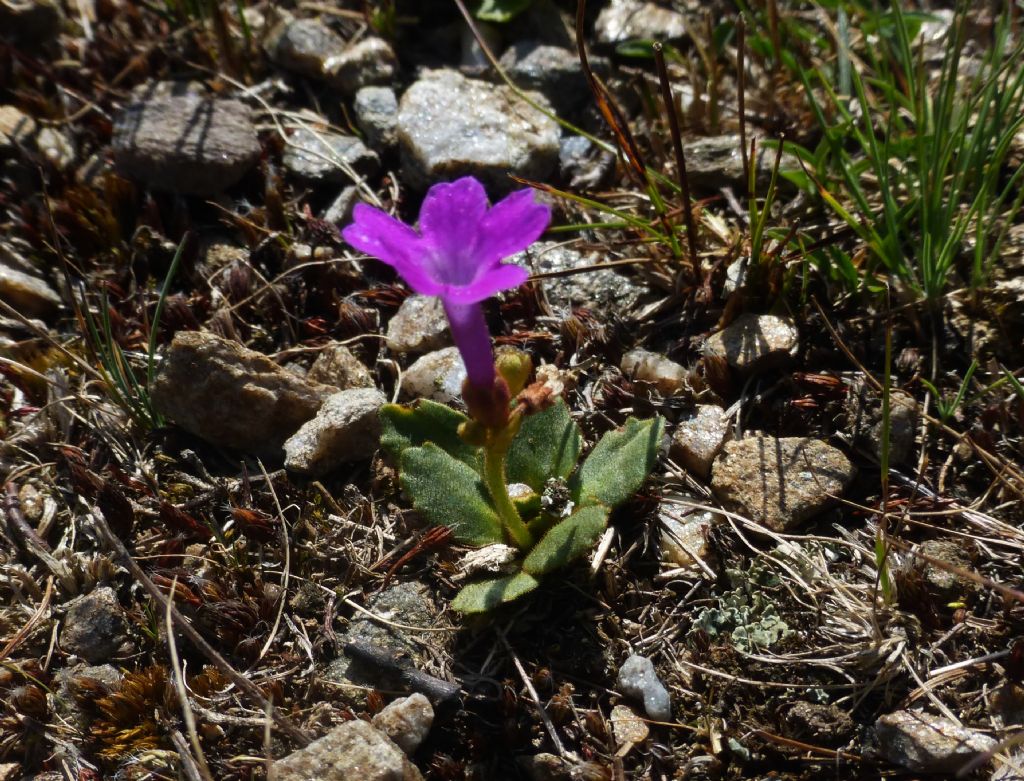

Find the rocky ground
[[0, 0, 1023, 779]]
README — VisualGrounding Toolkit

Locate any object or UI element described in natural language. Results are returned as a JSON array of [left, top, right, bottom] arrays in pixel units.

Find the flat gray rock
[[354, 86, 399, 151], [60, 587, 128, 664], [323, 37, 398, 95], [870, 710, 995, 774], [112, 94, 260, 196], [152, 331, 337, 456], [268, 719, 422, 781], [266, 18, 346, 81], [397, 69, 560, 193], [711, 435, 855, 531], [284, 126, 379, 183], [0, 248, 60, 316], [283, 388, 386, 476], [703, 313, 799, 374]]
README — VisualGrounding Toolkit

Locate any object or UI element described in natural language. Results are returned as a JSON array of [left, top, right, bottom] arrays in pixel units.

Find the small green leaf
[[380, 401, 481, 471], [475, 0, 531, 23], [400, 444, 502, 545], [451, 572, 539, 613], [570, 416, 664, 509], [507, 399, 583, 492], [522, 504, 609, 575]]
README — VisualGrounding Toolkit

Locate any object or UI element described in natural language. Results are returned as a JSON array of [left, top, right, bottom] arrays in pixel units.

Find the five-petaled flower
[[342, 176, 550, 391]]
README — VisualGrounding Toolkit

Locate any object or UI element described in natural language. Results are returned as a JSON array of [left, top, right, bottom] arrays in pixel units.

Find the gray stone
[[781, 701, 854, 746], [266, 18, 346, 81], [671, 405, 731, 479], [400, 347, 466, 404], [283, 388, 386, 476], [594, 0, 686, 45], [558, 135, 616, 190], [268, 719, 423, 781], [514, 241, 646, 316], [0, 105, 37, 153], [322, 186, 362, 227], [284, 126, 378, 183], [151, 331, 336, 457], [904, 539, 979, 603], [703, 313, 799, 374], [621, 349, 686, 396], [0, 0, 62, 44], [616, 654, 671, 722], [0, 255, 60, 317], [683, 134, 799, 191], [387, 295, 450, 354], [499, 42, 598, 114], [871, 710, 995, 774], [397, 69, 560, 194], [307, 343, 374, 389], [112, 94, 260, 196], [354, 86, 399, 151], [60, 587, 128, 664], [323, 37, 398, 95], [711, 435, 856, 532], [372, 693, 434, 754]]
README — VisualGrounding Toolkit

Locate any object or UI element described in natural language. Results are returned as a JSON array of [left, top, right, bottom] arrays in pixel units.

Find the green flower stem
[[483, 440, 532, 550]]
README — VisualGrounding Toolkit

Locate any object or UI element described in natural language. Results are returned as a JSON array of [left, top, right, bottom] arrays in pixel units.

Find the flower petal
[[444, 263, 530, 305], [343, 204, 444, 296], [418, 177, 490, 283], [476, 189, 551, 264]]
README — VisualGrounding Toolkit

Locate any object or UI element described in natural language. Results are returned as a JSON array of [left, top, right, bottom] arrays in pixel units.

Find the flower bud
[[495, 348, 533, 396]]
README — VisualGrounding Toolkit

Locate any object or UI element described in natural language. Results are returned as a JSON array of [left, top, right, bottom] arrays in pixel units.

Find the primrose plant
[[344, 176, 663, 613]]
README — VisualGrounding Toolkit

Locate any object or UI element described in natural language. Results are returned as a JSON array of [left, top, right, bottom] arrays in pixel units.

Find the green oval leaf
[[381, 401, 481, 471], [451, 572, 539, 613], [507, 399, 583, 492], [522, 504, 609, 575], [570, 416, 664, 509], [400, 444, 502, 545]]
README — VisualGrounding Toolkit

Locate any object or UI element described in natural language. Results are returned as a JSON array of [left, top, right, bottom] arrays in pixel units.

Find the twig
[[343, 640, 461, 705], [4, 483, 77, 593], [89, 507, 312, 747]]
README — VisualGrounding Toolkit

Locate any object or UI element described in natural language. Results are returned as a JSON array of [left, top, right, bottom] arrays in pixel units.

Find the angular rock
[[559, 134, 616, 190], [387, 295, 450, 354], [616, 655, 671, 722], [514, 241, 646, 316], [703, 313, 799, 374], [284, 126, 379, 183], [0, 105, 37, 153], [671, 405, 731, 479], [307, 343, 374, 389], [781, 701, 854, 746], [354, 86, 399, 151], [397, 69, 560, 193], [711, 435, 856, 532], [322, 186, 362, 227], [323, 37, 398, 95], [499, 42, 598, 114], [659, 506, 715, 572], [372, 693, 434, 755], [871, 710, 995, 774], [284, 388, 386, 476], [611, 704, 650, 745], [621, 348, 686, 396], [594, 0, 686, 45], [903, 539, 979, 603], [400, 347, 466, 404], [266, 18, 347, 81], [112, 94, 260, 196], [60, 587, 128, 664], [151, 331, 336, 456], [268, 719, 423, 781], [0, 257, 60, 317], [683, 134, 799, 191]]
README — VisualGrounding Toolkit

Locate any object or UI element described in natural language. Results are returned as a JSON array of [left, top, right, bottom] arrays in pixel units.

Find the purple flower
[[342, 176, 550, 389]]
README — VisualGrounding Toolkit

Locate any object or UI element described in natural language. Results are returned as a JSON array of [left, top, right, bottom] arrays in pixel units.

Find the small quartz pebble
[[372, 693, 434, 755], [671, 405, 731, 479], [621, 349, 686, 396], [594, 0, 686, 44], [307, 343, 375, 389], [703, 313, 799, 374], [283, 388, 386, 476], [386, 295, 450, 354], [400, 347, 466, 403], [283, 126, 379, 183], [871, 710, 996, 774], [268, 719, 422, 781], [616, 654, 671, 722], [611, 704, 650, 746], [659, 506, 715, 572]]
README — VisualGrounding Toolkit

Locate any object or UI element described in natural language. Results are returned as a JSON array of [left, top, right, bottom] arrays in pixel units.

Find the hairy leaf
[[400, 444, 502, 545], [451, 572, 539, 613], [522, 504, 609, 575], [570, 417, 664, 508], [380, 401, 481, 471], [507, 399, 582, 492]]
